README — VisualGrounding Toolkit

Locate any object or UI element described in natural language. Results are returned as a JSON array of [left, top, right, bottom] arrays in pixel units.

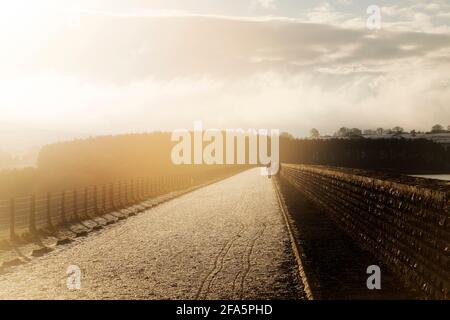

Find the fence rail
[[0, 169, 239, 241]]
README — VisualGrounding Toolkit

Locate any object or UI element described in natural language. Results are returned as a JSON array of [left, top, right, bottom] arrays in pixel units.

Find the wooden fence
[[0, 167, 245, 241]]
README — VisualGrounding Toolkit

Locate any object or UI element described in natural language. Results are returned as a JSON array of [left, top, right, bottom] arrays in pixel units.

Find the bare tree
[[432, 124, 444, 133], [364, 129, 376, 135], [392, 126, 404, 134], [280, 132, 295, 140], [349, 128, 362, 136], [335, 127, 349, 137], [310, 128, 320, 139]]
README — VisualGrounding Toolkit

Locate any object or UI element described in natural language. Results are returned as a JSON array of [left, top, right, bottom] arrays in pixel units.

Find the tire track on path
[[195, 194, 248, 300], [235, 223, 267, 299], [196, 223, 246, 300]]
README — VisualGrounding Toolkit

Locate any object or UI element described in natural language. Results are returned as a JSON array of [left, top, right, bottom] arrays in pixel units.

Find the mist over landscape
[[0, 0, 449, 304], [1, 1, 450, 141]]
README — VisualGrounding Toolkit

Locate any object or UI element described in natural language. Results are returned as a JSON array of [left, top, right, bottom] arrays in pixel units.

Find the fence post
[[143, 178, 146, 199], [130, 180, 134, 203], [145, 178, 148, 197], [156, 176, 159, 194], [61, 191, 66, 224], [134, 179, 138, 202], [123, 181, 128, 206], [73, 190, 78, 220], [135, 179, 138, 201], [29, 195, 36, 234], [118, 181, 122, 208], [93, 185, 98, 215], [9, 198, 15, 241], [142, 178, 146, 198], [143, 178, 146, 198], [123, 182, 127, 205], [46, 192, 52, 228], [110, 183, 114, 210], [158, 176, 161, 193], [102, 185, 106, 212], [122, 181, 126, 206], [135, 179, 138, 202], [84, 187, 88, 216], [126, 181, 129, 205]]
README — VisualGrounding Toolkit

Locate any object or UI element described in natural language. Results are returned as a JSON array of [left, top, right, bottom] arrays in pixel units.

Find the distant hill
[[0, 150, 14, 168], [0, 131, 243, 197], [0, 122, 90, 165]]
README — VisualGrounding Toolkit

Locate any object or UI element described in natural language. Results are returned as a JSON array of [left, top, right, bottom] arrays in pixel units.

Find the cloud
[[251, 0, 277, 10], [379, 1, 450, 33], [335, 0, 352, 5], [15, 13, 450, 83], [300, 1, 450, 33], [1, 8, 449, 137]]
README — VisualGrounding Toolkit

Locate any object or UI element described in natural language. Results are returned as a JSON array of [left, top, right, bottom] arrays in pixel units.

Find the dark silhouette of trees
[[310, 128, 320, 139], [280, 136, 450, 173], [335, 127, 362, 137], [392, 126, 404, 134], [0, 132, 245, 198], [350, 128, 362, 136], [363, 129, 376, 135], [280, 132, 295, 140], [335, 127, 348, 137], [432, 124, 445, 133], [1, 130, 449, 199]]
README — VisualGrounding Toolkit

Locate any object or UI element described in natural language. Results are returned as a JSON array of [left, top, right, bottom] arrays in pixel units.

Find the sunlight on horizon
[[1, 0, 449, 155]]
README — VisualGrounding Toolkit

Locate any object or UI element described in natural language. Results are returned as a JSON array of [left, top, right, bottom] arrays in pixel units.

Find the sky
[[1, 0, 450, 149]]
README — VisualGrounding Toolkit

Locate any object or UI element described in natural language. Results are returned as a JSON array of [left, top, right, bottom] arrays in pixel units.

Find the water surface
[[410, 174, 450, 181]]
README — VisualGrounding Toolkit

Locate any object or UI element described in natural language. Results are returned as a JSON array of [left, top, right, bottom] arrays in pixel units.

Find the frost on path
[[0, 168, 303, 300]]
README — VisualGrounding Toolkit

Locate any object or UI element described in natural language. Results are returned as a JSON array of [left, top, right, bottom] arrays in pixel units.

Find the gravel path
[[0, 169, 303, 300]]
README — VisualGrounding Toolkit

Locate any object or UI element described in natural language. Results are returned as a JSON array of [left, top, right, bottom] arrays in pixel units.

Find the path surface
[[0, 169, 303, 300]]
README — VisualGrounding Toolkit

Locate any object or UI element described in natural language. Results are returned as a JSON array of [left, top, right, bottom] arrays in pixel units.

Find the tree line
[[280, 135, 450, 173], [310, 124, 450, 138], [0, 131, 448, 199]]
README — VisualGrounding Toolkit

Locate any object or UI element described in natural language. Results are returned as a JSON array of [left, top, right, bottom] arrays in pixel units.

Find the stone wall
[[280, 164, 449, 299]]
